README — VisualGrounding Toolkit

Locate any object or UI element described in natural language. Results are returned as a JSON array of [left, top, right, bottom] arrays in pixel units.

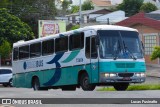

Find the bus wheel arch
[[78, 70, 95, 91]]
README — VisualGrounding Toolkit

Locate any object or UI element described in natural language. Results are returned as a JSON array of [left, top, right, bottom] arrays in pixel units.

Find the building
[[116, 12, 160, 64], [91, 0, 122, 10], [66, 8, 112, 24]]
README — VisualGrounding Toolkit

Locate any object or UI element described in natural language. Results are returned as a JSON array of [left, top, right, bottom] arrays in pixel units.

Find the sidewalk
[[146, 64, 160, 78]]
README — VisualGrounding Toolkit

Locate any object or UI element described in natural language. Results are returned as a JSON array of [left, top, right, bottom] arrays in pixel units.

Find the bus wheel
[[33, 78, 41, 91], [80, 73, 95, 91], [62, 86, 76, 91], [113, 83, 129, 91]]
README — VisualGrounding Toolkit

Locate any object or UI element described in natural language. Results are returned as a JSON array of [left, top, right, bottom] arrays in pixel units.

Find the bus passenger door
[[86, 36, 99, 83]]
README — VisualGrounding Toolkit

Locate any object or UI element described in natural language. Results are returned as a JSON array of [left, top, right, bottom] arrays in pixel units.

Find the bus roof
[[13, 25, 138, 47]]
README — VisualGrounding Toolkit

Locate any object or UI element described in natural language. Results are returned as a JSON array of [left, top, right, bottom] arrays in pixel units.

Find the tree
[[0, 8, 34, 45], [140, 2, 158, 13], [0, 0, 57, 37], [61, 0, 71, 15], [71, 5, 79, 13], [0, 40, 11, 59], [116, 0, 144, 16], [151, 46, 160, 60], [82, 0, 94, 11]]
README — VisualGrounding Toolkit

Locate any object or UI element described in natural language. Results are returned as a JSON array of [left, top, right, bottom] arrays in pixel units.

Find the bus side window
[[85, 37, 90, 58], [13, 48, 19, 61], [69, 32, 84, 50], [19, 45, 29, 59], [55, 36, 68, 53], [42, 39, 54, 56], [30, 42, 41, 58], [91, 37, 98, 58]]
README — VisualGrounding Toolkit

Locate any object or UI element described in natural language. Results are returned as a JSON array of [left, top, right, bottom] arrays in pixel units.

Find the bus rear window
[[13, 48, 19, 61]]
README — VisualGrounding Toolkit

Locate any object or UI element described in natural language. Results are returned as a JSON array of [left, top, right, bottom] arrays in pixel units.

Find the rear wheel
[[113, 83, 129, 91], [33, 78, 40, 91], [32, 78, 48, 91], [80, 73, 95, 91]]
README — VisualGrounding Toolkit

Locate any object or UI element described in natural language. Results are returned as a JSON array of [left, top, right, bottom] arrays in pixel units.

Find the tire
[[113, 83, 129, 91], [80, 73, 95, 91], [9, 79, 13, 87], [3, 83, 8, 87], [32, 78, 48, 91], [33, 78, 41, 91], [62, 86, 76, 91]]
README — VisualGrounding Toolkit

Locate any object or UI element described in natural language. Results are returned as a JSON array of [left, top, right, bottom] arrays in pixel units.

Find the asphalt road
[[0, 76, 160, 107]]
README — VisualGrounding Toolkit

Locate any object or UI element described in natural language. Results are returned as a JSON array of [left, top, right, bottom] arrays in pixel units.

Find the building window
[[144, 35, 157, 55]]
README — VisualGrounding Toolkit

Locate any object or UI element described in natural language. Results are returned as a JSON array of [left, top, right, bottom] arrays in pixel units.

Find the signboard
[[38, 20, 66, 38]]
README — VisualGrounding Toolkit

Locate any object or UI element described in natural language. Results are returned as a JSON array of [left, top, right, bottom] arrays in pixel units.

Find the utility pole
[[79, 0, 82, 27]]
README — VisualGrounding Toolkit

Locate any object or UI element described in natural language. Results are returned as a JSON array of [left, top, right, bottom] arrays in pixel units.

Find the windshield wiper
[[123, 41, 137, 60], [113, 40, 121, 60]]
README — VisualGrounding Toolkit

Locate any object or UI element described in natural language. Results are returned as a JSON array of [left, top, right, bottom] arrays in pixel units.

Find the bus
[[12, 25, 146, 91]]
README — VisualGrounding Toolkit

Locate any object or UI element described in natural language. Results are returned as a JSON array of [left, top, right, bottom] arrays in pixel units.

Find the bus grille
[[118, 73, 134, 77], [115, 63, 135, 68]]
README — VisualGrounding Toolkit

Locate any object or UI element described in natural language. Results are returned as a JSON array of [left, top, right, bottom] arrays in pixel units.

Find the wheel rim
[[34, 80, 39, 90], [83, 77, 89, 88], [9, 80, 13, 86]]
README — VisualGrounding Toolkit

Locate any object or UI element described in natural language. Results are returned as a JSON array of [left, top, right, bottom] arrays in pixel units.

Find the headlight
[[135, 73, 145, 77], [140, 73, 146, 77], [105, 73, 110, 77], [135, 73, 141, 77], [110, 73, 117, 77]]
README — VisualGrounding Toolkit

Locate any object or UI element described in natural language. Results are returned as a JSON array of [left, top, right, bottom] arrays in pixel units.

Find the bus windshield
[[98, 30, 143, 59]]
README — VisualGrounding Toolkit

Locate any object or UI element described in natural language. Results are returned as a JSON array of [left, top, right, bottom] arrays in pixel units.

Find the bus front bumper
[[100, 72, 146, 83]]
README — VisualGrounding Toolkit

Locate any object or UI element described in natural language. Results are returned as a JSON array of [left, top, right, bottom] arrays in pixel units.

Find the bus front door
[[90, 37, 99, 83]]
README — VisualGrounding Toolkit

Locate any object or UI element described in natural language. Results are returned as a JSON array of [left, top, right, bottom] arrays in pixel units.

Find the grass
[[97, 84, 160, 91]]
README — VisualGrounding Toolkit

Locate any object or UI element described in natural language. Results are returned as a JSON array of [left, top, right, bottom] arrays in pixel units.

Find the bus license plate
[[123, 77, 131, 81]]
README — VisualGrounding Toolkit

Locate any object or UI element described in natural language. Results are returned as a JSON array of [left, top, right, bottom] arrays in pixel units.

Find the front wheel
[[9, 79, 13, 87], [113, 83, 129, 91], [80, 73, 95, 91]]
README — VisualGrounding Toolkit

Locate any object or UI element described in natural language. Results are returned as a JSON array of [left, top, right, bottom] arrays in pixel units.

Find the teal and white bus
[[12, 25, 146, 91]]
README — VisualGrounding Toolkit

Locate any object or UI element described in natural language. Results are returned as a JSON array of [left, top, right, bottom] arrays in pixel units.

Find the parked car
[[0, 67, 13, 87]]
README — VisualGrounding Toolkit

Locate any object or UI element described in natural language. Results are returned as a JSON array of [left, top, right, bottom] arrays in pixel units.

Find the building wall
[[131, 24, 160, 64], [96, 10, 126, 24]]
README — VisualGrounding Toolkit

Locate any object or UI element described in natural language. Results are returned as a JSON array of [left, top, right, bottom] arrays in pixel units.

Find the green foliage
[[71, 5, 79, 13], [116, 0, 144, 16], [61, 0, 71, 15], [0, 40, 11, 59], [151, 46, 160, 60], [140, 2, 158, 13], [71, 25, 80, 30], [0, 8, 34, 45], [0, 0, 57, 37], [82, 0, 94, 11]]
